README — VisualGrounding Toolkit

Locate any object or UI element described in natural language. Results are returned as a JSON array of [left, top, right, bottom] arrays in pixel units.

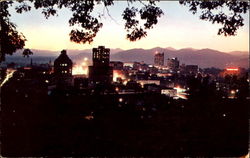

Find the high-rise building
[[88, 46, 113, 85], [54, 50, 73, 87], [154, 52, 164, 66], [167, 57, 179, 70], [92, 46, 110, 67]]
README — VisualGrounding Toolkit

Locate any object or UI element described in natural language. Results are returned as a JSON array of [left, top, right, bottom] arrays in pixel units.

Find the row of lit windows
[[94, 54, 109, 57], [95, 50, 109, 53], [61, 69, 71, 74], [93, 55, 109, 59], [93, 52, 109, 56], [60, 63, 68, 66]]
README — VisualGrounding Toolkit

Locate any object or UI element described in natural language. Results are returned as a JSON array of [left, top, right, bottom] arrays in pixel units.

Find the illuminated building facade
[[88, 46, 113, 84], [161, 88, 177, 97], [54, 50, 73, 87], [92, 46, 110, 66], [167, 57, 179, 70], [54, 50, 73, 77], [154, 52, 164, 66]]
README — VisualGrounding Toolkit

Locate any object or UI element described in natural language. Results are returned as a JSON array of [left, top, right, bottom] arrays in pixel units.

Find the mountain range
[[6, 47, 249, 69]]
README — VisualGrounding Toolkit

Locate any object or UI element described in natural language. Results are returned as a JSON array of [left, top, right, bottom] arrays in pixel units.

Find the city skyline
[[8, 1, 249, 52], [1, 44, 249, 157]]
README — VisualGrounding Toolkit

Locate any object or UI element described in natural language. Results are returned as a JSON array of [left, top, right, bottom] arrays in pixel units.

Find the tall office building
[[154, 52, 164, 66], [92, 46, 110, 67], [88, 46, 113, 85], [167, 57, 180, 70]]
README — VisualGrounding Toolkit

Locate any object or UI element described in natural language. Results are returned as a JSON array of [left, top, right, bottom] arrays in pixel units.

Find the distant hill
[[10, 49, 90, 57], [110, 47, 248, 68], [10, 48, 124, 57], [227, 51, 249, 59], [5, 47, 248, 69]]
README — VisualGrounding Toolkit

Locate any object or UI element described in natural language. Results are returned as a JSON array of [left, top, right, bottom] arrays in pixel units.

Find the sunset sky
[[9, 1, 249, 52]]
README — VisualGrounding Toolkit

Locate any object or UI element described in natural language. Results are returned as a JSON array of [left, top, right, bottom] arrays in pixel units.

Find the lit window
[[119, 98, 123, 102]]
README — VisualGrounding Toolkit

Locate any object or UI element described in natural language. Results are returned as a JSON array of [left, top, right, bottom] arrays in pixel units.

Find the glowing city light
[[115, 87, 119, 92], [230, 90, 236, 94], [72, 62, 88, 75], [113, 70, 126, 82], [122, 80, 128, 85], [174, 86, 186, 93], [119, 98, 123, 102], [226, 68, 239, 71], [81, 62, 87, 66], [0, 69, 16, 87], [174, 86, 188, 100], [84, 115, 94, 120]]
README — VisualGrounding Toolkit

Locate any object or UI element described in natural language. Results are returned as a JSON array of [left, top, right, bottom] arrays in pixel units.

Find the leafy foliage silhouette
[[22, 48, 33, 58], [179, 0, 249, 36], [0, 1, 26, 61], [0, 0, 249, 62]]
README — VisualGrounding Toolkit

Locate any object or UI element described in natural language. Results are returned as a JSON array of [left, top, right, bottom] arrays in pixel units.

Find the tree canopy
[[1, 1, 26, 61], [0, 0, 249, 62], [22, 48, 33, 58]]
